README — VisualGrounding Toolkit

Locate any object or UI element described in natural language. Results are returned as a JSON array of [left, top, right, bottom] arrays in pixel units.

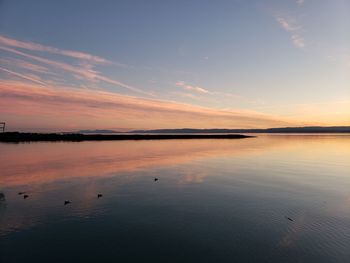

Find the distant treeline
[[78, 129, 121, 134], [0, 132, 251, 143], [130, 126, 350, 134]]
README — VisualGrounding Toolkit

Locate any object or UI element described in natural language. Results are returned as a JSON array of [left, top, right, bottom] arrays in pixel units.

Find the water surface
[[1, 135, 350, 262]]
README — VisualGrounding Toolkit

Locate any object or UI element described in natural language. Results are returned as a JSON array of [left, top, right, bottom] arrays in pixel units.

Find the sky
[[0, 0, 349, 131]]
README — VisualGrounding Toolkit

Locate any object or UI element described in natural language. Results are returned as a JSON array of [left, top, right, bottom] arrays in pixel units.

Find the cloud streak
[[175, 80, 210, 94], [0, 57, 54, 75], [174, 81, 249, 105], [0, 42, 151, 96], [0, 35, 111, 64], [0, 80, 293, 131], [275, 14, 305, 49], [0, 35, 285, 130], [0, 67, 47, 86]]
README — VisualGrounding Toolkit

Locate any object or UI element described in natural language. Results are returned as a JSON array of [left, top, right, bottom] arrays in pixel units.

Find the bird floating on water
[[154, 178, 158, 181], [23, 194, 29, 199], [286, 217, 293, 222], [97, 194, 103, 198], [18, 192, 26, 195], [64, 200, 71, 205]]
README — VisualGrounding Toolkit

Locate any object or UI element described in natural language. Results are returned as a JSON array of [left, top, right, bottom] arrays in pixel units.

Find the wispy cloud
[[0, 57, 54, 75], [0, 35, 110, 64], [175, 80, 249, 102], [275, 14, 305, 49], [175, 80, 210, 94], [296, 0, 304, 6], [0, 67, 47, 85], [275, 16, 300, 32], [0, 36, 151, 96], [0, 80, 293, 130], [291, 34, 305, 48]]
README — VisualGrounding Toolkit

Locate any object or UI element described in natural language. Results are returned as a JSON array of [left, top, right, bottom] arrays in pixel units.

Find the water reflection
[[0, 135, 350, 263], [0, 138, 262, 187], [2, 135, 349, 188]]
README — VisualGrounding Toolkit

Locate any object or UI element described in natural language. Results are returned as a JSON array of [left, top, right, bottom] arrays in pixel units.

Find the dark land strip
[[0, 132, 253, 143]]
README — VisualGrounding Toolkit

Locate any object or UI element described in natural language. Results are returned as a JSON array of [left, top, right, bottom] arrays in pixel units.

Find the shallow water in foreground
[[0, 135, 350, 262]]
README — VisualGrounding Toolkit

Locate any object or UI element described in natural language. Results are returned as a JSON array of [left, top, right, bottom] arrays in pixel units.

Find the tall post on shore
[[0, 122, 5, 133]]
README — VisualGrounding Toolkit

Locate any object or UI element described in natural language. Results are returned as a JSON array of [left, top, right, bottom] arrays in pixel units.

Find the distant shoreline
[[128, 126, 350, 134], [0, 132, 253, 143], [76, 126, 350, 134]]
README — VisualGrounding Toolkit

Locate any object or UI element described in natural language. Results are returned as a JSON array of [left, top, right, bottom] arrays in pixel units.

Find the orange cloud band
[[0, 80, 291, 131]]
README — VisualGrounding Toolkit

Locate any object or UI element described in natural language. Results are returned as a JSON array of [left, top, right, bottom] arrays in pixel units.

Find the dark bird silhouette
[[154, 178, 158, 181], [23, 194, 29, 199], [18, 192, 26, 195], [286, 217, 293, 221], [97, 194, 103, 198], [64, 200, 71, 205]]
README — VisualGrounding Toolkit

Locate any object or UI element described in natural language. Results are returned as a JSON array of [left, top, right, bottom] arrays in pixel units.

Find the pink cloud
[[0, 80, 293, 131], [275, 16, 299, 32], [0, 57, 53, 75], [0, 35, 111, 64], [176, 80, 210, 94], [274, 14, 305, 49], [291, 34, 305, 48], [0, 67, 46, 85], [0, 46, 150, 95]]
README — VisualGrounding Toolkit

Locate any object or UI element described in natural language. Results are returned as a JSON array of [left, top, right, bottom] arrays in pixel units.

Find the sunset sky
[[0, 0, 349, 131]]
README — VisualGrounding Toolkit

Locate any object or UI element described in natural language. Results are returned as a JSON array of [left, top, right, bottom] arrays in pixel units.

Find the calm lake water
[[1, 135, 350, 262]]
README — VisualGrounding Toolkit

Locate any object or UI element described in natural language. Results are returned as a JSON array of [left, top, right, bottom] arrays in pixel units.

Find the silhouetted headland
[[0, 132, 252, 143]]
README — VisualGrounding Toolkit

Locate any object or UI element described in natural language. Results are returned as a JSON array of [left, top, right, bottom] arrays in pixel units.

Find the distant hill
[[130, 126, 350, 134], [78, 129, 120, 134]]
